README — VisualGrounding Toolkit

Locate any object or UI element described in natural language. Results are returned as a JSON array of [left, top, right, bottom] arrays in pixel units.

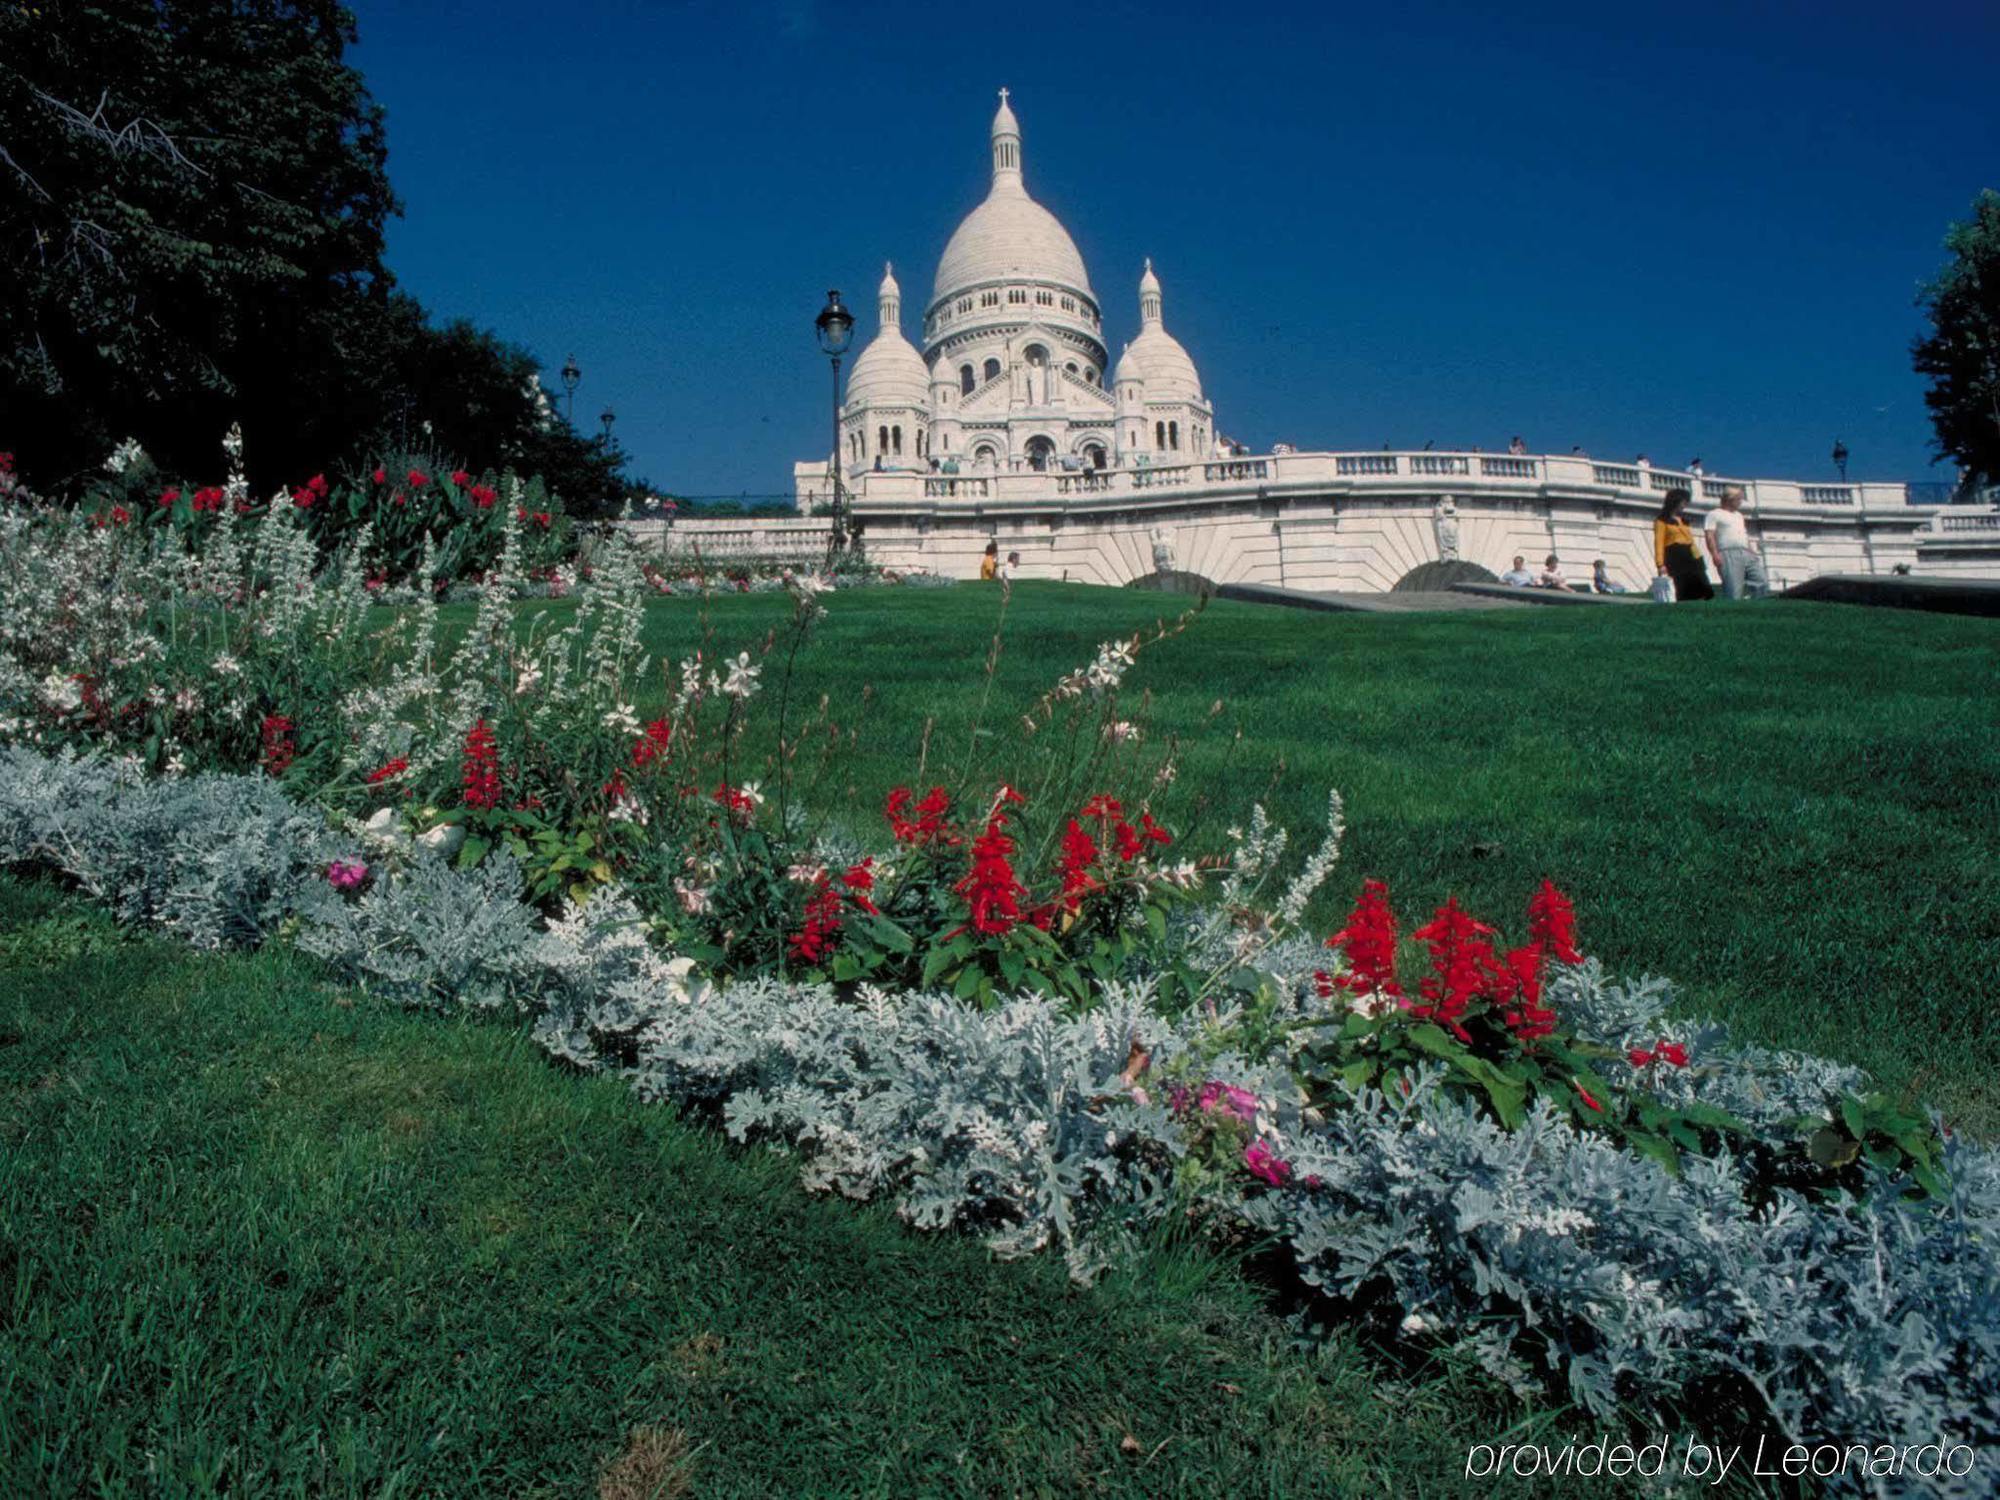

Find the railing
[[925, 476, 990, 499], [1203, 459, 1268, 482], [1055, 471, 1112, 495], [1410, 454, 1469, 475], [833, 450, 1952, 516], [1935, 513, 2000, 532]]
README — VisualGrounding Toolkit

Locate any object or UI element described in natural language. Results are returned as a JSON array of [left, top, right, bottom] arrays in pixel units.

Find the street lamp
[[600, 405, 616, 442], [815, 289, 855, 553], [1832, 438, 1849, 481], [559, 354, 581, 426]]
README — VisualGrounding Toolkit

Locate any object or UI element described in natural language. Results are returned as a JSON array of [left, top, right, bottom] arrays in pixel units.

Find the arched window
[[877, 425, 888, 455], [1084, 368, 1096, 385], [1084, 443, 1106, 470], [1025, 436, 1055, 472], [983, 357, 1001, 383], [1155, 421, 1165, 449], [1065, 361, 1078, 376], [892, 425, 902, 455], [1169, 421, 1179, 451], [959, 365, 974, 396]]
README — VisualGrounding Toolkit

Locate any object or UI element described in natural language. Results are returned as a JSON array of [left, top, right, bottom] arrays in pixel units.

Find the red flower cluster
[[515, 506, 552, 529], [1055, 819, 1100, 911], [407, 468, 430, 488], [450, 469, 471, 488], [371, 466, 387, 484], [468, 483, 498, 509], [1318, 879, 1584, 1045], [260, 714, 296, 776], [290, 473, 329, 508], [955, 790, 1028, 935], [1319, 878, 1402, 1001], [461, 718, 501, 808], [712, 782, 759, 821], [192, 486, 226, 513], [365, 756, 408, 785], [886, 785, 955, 846], [630, 717, 673, 769], [1528, 880, 1582, 964], [788, 859, 877, 964], [158, 487, 181, 509], [1629, 1039, 1689, 1069]]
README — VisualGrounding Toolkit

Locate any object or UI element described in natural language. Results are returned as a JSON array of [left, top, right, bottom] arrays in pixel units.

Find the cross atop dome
[[991, 87, 1021, 181]]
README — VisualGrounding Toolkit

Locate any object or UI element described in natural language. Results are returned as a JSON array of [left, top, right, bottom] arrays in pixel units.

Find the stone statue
[[1433, 497, 1461, 562], [1150, 525, 1175, 575]]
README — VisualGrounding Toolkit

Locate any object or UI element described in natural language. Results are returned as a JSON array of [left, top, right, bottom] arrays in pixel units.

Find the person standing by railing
[[1704, 486, 1769, 599], [1654, 488, 1714, 601]]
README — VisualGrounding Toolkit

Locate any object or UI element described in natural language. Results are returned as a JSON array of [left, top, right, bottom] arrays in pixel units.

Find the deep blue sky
[[350, 0, 1999, 493]]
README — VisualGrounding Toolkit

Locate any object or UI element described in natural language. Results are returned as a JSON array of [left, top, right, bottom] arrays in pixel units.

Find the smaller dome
[[1123, 327, 1203, 401], [846, 262, 931, 409], [1113, 341, 1140, 386]]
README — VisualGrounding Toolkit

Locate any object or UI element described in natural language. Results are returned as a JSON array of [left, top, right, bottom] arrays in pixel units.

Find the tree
[[0, 2, 631, 513], [1913, 189, 2000, 490], [0, 1, 398, 490]]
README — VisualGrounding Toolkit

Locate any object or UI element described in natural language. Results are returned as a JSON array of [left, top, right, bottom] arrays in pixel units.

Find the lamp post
[[560, 354, 581, 426], [600, 405, 616, 443], [1832, 438, 1849, 481], [814, 289, 855, 554]]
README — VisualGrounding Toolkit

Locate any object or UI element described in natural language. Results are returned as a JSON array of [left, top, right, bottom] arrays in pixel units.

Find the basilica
[[830, 91, 1218, 482]]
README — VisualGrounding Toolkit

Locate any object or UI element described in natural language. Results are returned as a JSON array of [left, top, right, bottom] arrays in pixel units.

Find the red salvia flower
[[1499, 943, 1558, 1041], [1574, 1082, 1605, 1113], [407, 468, 430, 488], [886, 785, 956, 846], [468, 484, 498, 509], [955, 806, 1027, 936], [1409, 898, 1498, 1041], [365, 756, 409, 785], [450, 469, 470, 488], [789, 876, 844, 963], [630, 717, 673, 768], [1056, 819, 1101, 910], [1080, 793, 1124, 823], [158, 487, 181, 509], [461, 718, 501, 809], [260, 714, 296, 776], [1323, 878, 1403, 1001], [839, 857, 879, 915], [1527, 880, 1582, 965]]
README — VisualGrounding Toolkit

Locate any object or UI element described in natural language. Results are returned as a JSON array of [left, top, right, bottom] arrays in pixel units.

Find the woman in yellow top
[[1653, 488, 1713, 601], [978, 540, 999, 581]]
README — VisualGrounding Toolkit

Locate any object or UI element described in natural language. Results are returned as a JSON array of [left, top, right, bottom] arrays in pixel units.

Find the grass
[[474, 582, 1999, 1132], [0, 874, 1569, 1498]]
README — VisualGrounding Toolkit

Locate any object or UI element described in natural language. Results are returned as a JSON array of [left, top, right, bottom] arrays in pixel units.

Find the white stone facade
[[823, 91, 1215, 485]]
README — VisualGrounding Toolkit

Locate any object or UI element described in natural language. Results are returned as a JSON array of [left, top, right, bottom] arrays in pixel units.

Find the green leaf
[[830, 953, 862, 982], [920, 943, 956, 986], [1839, 1096, 1867, 1140], [860, 915, 914, 954], [952, 965, 983, 1002], [455, 835, 490, 868], [1808, 1127, 1861, 1169]]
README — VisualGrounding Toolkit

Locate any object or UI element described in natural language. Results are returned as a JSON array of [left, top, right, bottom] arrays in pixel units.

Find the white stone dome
[[847, 263, 932, 408], [932, 91, 1093, 304], [1119, 259, 1202, 400], [1122, 327, 1202, 400]]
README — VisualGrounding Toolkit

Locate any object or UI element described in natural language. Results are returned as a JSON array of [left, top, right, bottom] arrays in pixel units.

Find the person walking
[[978, 540, 999, 581], [1653, 488, 1713, 601], [1704, 485, 1769, 599]]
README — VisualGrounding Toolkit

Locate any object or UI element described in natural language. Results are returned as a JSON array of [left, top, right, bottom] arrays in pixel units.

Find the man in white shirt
[[1499, 555, 1534, 586], [1703, 487, 1769, 599]]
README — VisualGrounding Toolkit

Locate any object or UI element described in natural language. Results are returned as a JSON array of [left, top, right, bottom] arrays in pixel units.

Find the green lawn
[[0, 875, 1572, 1498], [506, 582, 1995, 1133]]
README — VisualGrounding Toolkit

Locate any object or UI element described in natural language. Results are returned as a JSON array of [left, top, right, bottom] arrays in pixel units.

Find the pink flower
[[1197, 1081, 1258, 1123], [1244, 1140, 1292, 1186], [327, 859, 369, 892]]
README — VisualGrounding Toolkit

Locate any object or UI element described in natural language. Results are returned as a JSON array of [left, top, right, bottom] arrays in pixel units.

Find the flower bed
[[2, 464, 1996, 1491]]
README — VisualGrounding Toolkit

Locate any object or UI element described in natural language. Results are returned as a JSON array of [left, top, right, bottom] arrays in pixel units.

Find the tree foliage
[[1913, 189, 2000, 488], [0, 1, 629, 514]]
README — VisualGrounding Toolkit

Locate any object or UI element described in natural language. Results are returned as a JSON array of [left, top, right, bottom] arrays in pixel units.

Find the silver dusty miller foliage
[[0, 747, 1993, 1495]]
